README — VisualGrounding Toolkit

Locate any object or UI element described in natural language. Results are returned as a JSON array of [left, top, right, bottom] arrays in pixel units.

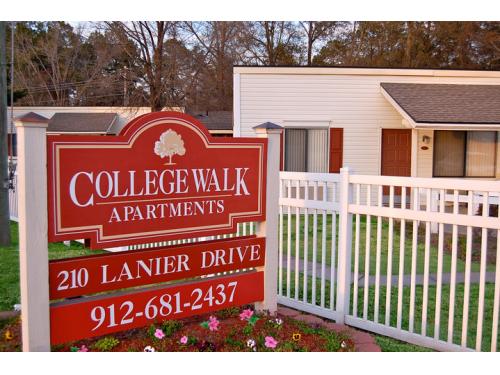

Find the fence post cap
[[14, 112, 49, 128], [253, 122, 283, 134]]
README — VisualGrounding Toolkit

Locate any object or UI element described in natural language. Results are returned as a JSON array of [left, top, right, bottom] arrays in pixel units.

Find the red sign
[[49, 236, 265, 300], [47, 112, 267, 248], [50, 271, 263, 345]]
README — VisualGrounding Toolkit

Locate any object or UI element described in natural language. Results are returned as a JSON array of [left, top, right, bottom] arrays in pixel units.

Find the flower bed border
[[277, 306, 381, 352], [1, 308, 380, 352]]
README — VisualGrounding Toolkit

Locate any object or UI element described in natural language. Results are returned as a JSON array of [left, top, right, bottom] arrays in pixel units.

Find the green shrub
[[93, 336, 120, 351], [161, 320, 183, 337], [147, 324, 157, 339], [242, 324, 253, 335], [224, 336, 245, 350], [217, 307, 240, 319], [278, 340, 306, 352]]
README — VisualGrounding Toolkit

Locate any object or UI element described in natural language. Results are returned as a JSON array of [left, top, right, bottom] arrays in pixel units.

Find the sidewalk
[[283, 256, 496, 286]]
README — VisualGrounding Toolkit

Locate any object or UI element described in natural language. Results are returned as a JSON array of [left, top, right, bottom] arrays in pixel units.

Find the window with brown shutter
[[329, 128, 343, 173], [284, 128, 328, 172]]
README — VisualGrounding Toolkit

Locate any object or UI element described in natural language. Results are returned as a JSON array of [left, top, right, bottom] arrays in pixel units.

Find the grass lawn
[[0, 222, 100, 311], [281, 270, 499, 352], [3, 221, 494, 352], [373, 335, 433, 352], [282, 213, 495, 275]]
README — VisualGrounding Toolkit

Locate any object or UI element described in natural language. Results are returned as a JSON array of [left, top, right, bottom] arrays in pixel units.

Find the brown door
[[381, 129, 411, 195], [381, 129, 411, 177], [329, 128, 343, 173]]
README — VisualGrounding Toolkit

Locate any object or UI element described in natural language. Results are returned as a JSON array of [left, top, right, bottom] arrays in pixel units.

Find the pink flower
[[264, 336, 278, 349], [77, 345, 88, 352], [180, 336, 188, 344], [239, 308, 254, 321], [208, 316, 219, 331], [154, 329, 165, 339]]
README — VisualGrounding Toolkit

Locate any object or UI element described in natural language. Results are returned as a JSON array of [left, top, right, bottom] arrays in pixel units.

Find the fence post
[[253, 122, 283, 315], [336, 167, 353, 324], [15, 113, 51, 351], [8, 172, 17, 221], [431, 190, 438, 233]]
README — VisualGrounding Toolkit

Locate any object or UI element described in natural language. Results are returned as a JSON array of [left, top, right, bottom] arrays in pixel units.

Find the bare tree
[[478, 21, 500, 69], [184, 21, 242, 110], [105, 21, 179, 111], [10, 21, 500, 113], [15, 22, 80, 105], [299, 21, 342, 65], [240, 21, 302, 65], [14, 22, 121, 106]]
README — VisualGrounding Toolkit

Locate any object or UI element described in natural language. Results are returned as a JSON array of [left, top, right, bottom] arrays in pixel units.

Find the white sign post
[[254, 122, 283, 315], [15, 113, 51, 351]]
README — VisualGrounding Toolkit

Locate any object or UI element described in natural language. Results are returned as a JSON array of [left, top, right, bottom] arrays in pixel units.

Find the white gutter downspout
[[233, 72, 241, 137]]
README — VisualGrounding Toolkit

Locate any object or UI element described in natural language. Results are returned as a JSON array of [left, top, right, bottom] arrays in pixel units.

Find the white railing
[[126, 222, 256, 251], [278, 171, 341, 321], [279, 169, 500, 352], [9, 172, 18, 221], [8, 163, 500, 351]]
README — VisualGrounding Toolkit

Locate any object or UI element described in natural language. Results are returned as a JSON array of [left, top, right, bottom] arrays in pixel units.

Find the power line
[[23, 92, 131, 105], [19, 78, 125, 94], [15, 79, 99, 91], [14, 70, 138, 92]]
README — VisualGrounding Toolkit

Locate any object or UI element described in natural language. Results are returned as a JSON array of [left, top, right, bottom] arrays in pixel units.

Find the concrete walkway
[[282, 256, 496, 286], [278, 306, 381, 352]]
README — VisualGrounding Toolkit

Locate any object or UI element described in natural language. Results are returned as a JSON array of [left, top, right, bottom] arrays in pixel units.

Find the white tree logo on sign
[[154, 129, 186, 165]]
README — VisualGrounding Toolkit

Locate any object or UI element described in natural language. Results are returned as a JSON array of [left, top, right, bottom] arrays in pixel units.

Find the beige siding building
[[233, 67, 500, 180]]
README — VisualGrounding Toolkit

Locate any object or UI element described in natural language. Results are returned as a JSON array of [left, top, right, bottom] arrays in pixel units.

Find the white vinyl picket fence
[[278, 171, 342, 320], [7, 166, 500, 351], [9, 172, 18, 221], [278, 169, 500, 352]]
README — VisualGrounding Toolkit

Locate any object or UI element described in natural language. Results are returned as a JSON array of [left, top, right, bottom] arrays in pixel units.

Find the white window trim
[[283, 127, 330, 173]]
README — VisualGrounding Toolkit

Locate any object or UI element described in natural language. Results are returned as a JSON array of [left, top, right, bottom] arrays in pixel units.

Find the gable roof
[[48, 112, 118, 134], [192, 111, 233, 131], [380, 83, 500, 125]]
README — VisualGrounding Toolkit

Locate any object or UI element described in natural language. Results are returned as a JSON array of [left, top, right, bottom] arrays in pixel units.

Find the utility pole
[[123, 65, 129, 106], [0, 22, 11, 246]]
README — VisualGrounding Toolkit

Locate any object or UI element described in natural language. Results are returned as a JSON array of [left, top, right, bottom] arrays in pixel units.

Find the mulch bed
[[0, 306, 381, 352]]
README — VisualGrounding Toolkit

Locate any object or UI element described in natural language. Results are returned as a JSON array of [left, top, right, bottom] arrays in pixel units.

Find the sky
[[4, 0, 498, 21]]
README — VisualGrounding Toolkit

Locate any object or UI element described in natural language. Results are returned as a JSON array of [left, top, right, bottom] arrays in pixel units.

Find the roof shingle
[[192, 111, 233, 131], [48, 112, 118, 133], [380, 83, 500, 124]]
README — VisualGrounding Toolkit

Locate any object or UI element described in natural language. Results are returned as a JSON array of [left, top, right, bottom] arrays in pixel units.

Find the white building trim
[[234, 66, 500, 79], [233, 72, 241, 137]]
